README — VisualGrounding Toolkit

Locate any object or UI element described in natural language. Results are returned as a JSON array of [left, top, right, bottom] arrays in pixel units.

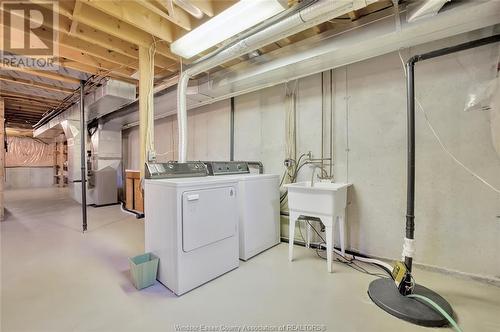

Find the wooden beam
[[2, 99, 59, 109], [156, 0, 175, 16], [189, 0, 214, 17], [72, 3, 177, 60], [3, 121, 35, 129], [4, 100, 51, 110], [69, 0, 82, 34], [212, 0, 239, 14], [47, 0, 74, 18], [31, 2, 178, 61], [0, 75, 74, 94], [83, 0, 175, 42], [0, 64, 81, 84], [17, 3, 176, 75], [57, 59, 137, 84], [72, 2, 148, 43], [5, 118, 40, 125], [60, 35, 176, 74], [5, 110, 48, 118], [137, 0, 192, 31], [4, 105, 51, 114], [43, 11, 172, 72], [5, 102, 52, 114], [60, 34, 138, 69], [59, 18, 178, 71], [57, 45, 136, 76], [4, 112, 42, 120], [5, 109, 44, 116], [0, 15, 137, 78], [0, 91, 65, 104], [60, 16, 140, 59]]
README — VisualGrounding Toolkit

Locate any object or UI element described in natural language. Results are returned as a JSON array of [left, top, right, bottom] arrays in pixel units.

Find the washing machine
[[144, 162, 239, 296], [204, 161, 280, 261]]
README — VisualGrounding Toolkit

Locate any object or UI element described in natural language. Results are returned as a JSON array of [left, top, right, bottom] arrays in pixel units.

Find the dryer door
[[182, 186, 237, 252]]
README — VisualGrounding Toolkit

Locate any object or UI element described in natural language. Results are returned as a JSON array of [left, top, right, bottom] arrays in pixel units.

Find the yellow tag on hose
[[392, 261, 408, 287]]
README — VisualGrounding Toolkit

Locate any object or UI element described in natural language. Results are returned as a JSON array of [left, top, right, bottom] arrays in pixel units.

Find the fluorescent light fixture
[[170, 0, 287, 59]]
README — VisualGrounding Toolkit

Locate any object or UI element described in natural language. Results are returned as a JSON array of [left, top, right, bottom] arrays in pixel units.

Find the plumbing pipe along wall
[[403, 34, 500, 273]]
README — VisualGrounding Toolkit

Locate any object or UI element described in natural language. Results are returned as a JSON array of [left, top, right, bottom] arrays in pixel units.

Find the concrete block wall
[[124, 37, 500, 280]]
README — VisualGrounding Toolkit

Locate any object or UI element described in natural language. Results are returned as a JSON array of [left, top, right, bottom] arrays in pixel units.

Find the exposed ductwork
[[176, 0, 376, 162], [203, 0, 500, 99], [406, 0, 450, 22], [86, 79, 136, 122]]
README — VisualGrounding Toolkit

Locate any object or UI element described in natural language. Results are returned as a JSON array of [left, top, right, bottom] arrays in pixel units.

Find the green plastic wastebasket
[[129, 253, 159, 290]]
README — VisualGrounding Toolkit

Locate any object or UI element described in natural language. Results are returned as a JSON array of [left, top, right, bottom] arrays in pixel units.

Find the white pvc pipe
[[176, 0, 366, 162], [177, 73, 190, 162]]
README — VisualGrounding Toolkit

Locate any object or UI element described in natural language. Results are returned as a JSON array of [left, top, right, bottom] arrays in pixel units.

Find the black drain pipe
[[405, 59, 415, 271], [79, 80, 87, 233], [404, 33, 500, 273], [367, 34, 500, 328]]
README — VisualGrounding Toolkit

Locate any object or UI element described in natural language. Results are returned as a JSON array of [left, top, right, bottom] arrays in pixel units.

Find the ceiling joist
[[82, 0, 176, 42], [0, 64, 81, 85], [4, 105, 49, 114], [57, 59, 137, 85], [0, 91, 64, 104], [189, 0, 214, 17], [0, 75, 74, 94], [137, 0, 193, 31], [3, 99, 59, 109]]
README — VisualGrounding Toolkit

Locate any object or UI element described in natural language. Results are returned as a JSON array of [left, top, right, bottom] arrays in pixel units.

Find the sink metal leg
[[289, 211, 299, 262], [325, 219, 334, 273], [339, 213, 346, 256], [306, 221, 312, 248]]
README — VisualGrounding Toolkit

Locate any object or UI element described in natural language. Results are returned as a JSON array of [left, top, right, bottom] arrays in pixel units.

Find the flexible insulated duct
[[176, 0, 373, 161]]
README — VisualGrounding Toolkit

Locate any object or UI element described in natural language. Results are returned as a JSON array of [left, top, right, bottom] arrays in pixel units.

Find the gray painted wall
[[123, 99, 231, 170], [124, 37, 500, 280]]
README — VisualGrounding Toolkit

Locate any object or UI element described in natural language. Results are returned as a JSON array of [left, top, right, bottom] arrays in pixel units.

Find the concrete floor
[[2, 188, 500, 332]]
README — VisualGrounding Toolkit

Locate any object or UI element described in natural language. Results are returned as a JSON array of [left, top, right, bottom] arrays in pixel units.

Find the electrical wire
[[295, 218, 392, 279], [397, 49, 500, 194], [407, 294, 464, 332]]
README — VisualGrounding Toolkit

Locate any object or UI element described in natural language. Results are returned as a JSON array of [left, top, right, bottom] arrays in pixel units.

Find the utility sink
[[285, 181, 352, 272], [285, 181, 351, 216]]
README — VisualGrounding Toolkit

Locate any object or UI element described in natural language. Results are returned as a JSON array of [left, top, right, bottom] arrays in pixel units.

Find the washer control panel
[[204, 161, 250, 176], [145, 162, 208, 179]]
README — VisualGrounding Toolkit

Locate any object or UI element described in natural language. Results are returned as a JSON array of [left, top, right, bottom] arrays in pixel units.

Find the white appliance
[[145, 164, 239, 296], [234, 173, 280, 260], [204, 162, 280, 261]]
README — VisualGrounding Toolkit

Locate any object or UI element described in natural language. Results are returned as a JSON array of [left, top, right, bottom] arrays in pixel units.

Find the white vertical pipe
[[177, 73, 190, 162]]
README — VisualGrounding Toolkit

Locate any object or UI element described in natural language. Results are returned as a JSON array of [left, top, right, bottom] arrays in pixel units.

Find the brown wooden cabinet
[[125, 170, 143, 213]]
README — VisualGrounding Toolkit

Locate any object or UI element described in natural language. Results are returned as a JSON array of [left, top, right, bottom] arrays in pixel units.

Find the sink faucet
[[310, 163, 334, 187], [310, 164, 321, 187]]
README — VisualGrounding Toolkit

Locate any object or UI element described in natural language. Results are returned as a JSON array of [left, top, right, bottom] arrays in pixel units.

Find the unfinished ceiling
[[0, 0, 394, 128]]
